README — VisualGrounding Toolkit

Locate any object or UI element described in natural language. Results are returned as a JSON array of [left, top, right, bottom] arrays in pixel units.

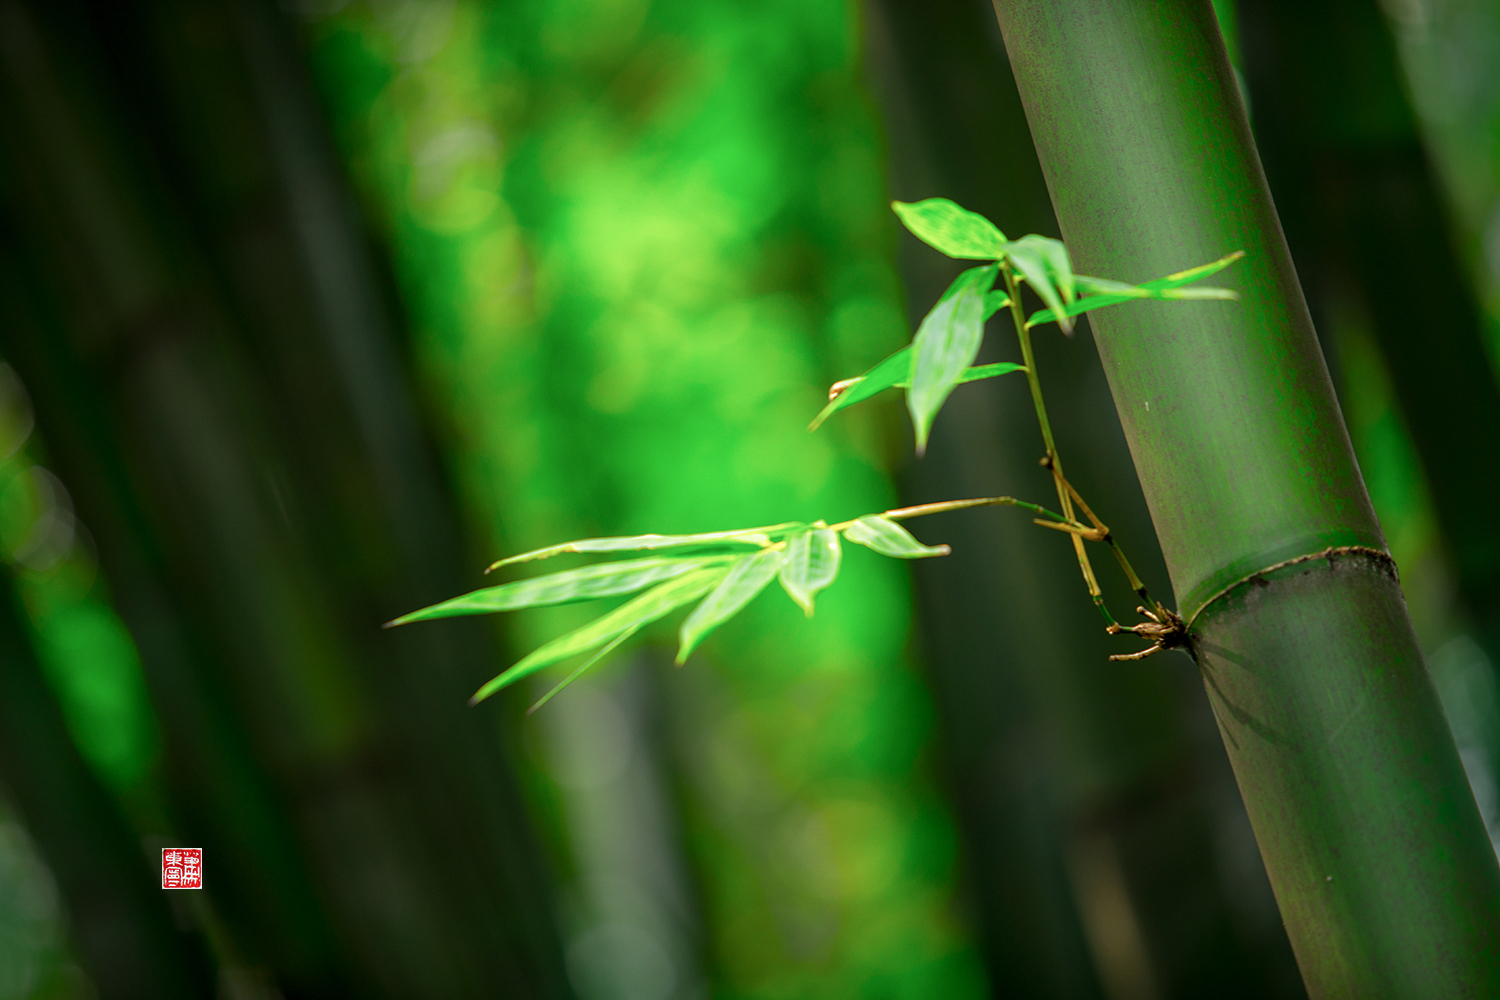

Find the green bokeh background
[[303, 1, 984, 996]]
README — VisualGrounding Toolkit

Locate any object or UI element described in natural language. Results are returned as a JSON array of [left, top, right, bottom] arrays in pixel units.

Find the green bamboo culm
[[990, 1, 1500, 996]]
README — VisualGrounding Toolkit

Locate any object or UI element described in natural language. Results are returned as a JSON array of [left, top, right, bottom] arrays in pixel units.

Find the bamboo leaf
[[908, 280, 985, 453], [1072, 275, 1153, 297], [469, 566, 729, 704], [810, 353, 1024, 431], [1156, 250, 1244, 286], [779, 527, 842, 615], [527, 626, 640, 715], [808, 346, 914, 430], [1026, 286, 1237, 327], [843, 516, 950, 559], [810, 265, 1008, 434], [809, 264, 1002, 432], [1005, 235, 1077, 332], [901, 361, 1024, 389], [1027, 251, 1244, 328], [983, 290, 1012, 319], [676, 548, 783, 662], [487, 525, 800, 571], [1027, 290, 1148, 327], [1154, 287, 1237, 301], [387, 555, 735, 626], [938, 263, 1001, 302], [892, 198, 1009, 259]]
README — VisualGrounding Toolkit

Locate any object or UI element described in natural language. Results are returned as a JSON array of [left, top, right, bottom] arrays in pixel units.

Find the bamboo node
[[1108, 604, 1190, 661], [1188, 544, 1398, 631]]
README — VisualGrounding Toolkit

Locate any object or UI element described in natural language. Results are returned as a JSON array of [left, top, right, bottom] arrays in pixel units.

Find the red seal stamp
[[162, 848, 202, 889]]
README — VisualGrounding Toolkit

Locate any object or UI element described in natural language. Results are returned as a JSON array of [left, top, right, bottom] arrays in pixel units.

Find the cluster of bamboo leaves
[[387, 512, 950, 709], [389, 198, 1238, 708], [811, 198, 1242, 450]]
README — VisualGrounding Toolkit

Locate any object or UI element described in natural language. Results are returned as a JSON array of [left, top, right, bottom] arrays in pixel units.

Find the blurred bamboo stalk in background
[[0, 564, 212, 997], [0, 0, 570, 994]]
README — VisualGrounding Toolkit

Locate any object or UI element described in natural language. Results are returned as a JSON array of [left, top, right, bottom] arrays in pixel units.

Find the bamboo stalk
[[1239, 0, 1500, 811], [990, 0, 1500, 994]]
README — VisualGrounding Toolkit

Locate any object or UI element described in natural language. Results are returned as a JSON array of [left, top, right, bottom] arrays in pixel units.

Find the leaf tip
[[912, 413, 931, 456], [469, 676, 504, 706], [381, 617, 403, 630], [784, 590, 815, 616]]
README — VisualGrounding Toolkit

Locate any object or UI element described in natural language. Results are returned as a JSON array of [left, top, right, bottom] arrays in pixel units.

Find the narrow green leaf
[[908, 280, 985, 453], [1022, 235, 1076, 302], [526, 626, 640, 715], [905, 362, 1025, 388], [1027, 251, 1244, 328], [1154, 287, 1238, 301], [809, 265, 1001, 432], [1157, 250, 1245, 286], [387, 555, 734, 626], [808, 346, 913, 430], [1005, 235, 1076, 332], [1072, 275, 1153, 298], [960, 362, 1026, 384], [982, 290, 1011, 319], [843, 516, 951, 559], [779, 527, 842, 615], [1026, 285, 1237, 327], [810, 352, 1024, 431], [676, 548, 783, 662], [892, 198, 1008, 259], [469, 565, 729, 704], [938, 263, 1000, 302], [487, 525, 800, 571]]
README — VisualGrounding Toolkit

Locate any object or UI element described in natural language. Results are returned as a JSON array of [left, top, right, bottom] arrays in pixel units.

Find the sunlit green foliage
[[394, 503, 962, 708], [905, 270, 989, 452], [303, 0, 987, 994], [813, 199, 1238, 451], [376, 177, 1238, 766]]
